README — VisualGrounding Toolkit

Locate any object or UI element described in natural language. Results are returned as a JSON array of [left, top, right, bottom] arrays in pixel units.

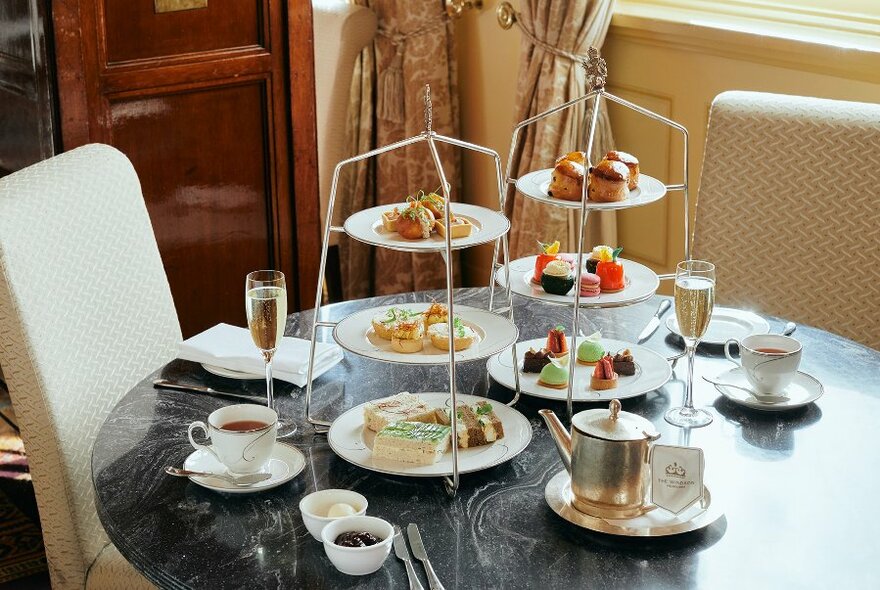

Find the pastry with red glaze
[[590, 354, 619, 390]]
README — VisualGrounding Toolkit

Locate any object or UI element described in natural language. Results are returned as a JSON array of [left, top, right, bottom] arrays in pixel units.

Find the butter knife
[[637, 299, 671, 343], [152, 379, 264, 403], [407, 523, 444, 590], [393, 525, 425, 590]]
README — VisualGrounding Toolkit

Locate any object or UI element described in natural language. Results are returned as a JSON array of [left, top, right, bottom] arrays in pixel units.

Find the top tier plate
[[343, 203, 510, 252], [516, 169, 667, 211]]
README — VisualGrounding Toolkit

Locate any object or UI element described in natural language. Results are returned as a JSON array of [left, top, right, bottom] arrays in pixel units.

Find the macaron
[[579, 272, 601, 297]]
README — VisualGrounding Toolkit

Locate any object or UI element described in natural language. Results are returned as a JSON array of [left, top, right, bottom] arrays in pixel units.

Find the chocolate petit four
[[612, 349, 636, 376], [523, 347, 553, 373]]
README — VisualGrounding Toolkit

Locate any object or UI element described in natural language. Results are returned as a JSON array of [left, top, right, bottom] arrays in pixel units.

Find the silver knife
[[407, 524, 444, 590], [393, 525, 425, 590], [152, 379, 264, 403], [637, 299, 671, 343]]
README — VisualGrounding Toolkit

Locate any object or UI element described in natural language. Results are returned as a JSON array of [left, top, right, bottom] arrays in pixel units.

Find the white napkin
[[178, 323, 344, 387]]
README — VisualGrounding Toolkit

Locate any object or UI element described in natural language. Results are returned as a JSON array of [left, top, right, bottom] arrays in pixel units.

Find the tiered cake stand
[[488, 48, 690, 419], [304, 86, 528, 496]]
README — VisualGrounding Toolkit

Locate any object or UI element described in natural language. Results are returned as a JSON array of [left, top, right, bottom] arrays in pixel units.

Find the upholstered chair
[[0, 144, 181, 588], [693, 91, 880, 350]]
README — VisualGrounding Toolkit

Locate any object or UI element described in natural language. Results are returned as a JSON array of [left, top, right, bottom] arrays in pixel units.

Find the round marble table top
[[91, 288, 880, 589]]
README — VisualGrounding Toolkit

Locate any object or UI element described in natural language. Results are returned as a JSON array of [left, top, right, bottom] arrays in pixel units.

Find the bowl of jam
[[321, 515, 394, 575]]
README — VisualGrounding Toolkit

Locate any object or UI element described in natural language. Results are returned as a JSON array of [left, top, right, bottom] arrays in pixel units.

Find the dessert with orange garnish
[[596, 246, 625, 292], [532, 240, 560, 284]]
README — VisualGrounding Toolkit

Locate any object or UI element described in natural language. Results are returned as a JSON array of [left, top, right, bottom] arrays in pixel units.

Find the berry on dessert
[[533, 240, 561, 284], [596, 246, 625, 293], [590, 354, 619, 390], [579, 272, 601, 297], [586, 245, 614, 274], [523, 347, 553, 373], [577, 333, 605, 366], [546, 325, 569, 355], [541, 259, 575, 295], [538, 354, 570, 389], [612, 349, 636, 376]]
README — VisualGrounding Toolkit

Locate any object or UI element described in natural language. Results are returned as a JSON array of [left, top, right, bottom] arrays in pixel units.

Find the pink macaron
[[580, 272, 601, 297]]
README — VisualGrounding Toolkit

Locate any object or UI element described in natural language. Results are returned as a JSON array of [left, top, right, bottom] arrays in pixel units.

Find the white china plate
[[495, 255, 659, 308], [343, 202, 510, 252], [333, 304, 518, 365], [515, 168, 667, 211], [545, 470, 722, 536], [327, 393, 532, 477], [487, 337, 672, 402], [182, 442, 305, 494], [666, 307, 770, 345], [201, 363, 263, 380], [712, 367, 823, 411]]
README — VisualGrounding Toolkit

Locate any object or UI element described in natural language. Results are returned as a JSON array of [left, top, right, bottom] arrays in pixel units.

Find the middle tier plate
[[495, 255, 659, 308], [487, 337, 672, 402], [333, 303, 519, 365], [343, 202, 510, 252]]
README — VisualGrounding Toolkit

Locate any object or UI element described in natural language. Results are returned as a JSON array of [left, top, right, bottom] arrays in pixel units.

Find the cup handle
[[188, 421, 221, 462], [724, 339, 741, 365]]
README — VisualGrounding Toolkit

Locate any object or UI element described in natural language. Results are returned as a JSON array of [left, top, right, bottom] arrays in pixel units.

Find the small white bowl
[[300, 489, 368, 541], [321, 515, 393, 576]]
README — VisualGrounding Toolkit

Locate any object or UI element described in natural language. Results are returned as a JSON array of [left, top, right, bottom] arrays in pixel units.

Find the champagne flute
[[246, 270, 294, 436], [664, 260, 715, 428]]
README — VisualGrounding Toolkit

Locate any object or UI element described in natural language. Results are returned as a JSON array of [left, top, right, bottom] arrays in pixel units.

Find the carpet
[[0, 488, 46, 584]]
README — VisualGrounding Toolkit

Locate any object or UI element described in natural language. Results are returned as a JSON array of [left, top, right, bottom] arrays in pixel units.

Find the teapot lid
[[571, 399, 659, 442]]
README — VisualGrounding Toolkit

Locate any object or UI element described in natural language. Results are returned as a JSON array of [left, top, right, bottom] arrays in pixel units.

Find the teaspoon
[[165, 466, 271, 486], [701, 376, 789, 404]]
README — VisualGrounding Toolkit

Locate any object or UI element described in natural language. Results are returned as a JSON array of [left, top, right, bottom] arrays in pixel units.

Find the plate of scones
[[327, 392, 532, 477], [343, 190, 510, 252], [515, 150, 666, 210], [332, 303, 519, 364]]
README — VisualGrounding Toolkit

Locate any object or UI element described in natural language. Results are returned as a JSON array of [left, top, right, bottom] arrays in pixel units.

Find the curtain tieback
[[376, 16, 450, 124], [511, 15, 586, 64]]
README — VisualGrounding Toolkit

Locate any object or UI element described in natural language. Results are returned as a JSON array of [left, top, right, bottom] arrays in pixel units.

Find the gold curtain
[[506, 0, 617, 259], [338, 0, 460, 300]]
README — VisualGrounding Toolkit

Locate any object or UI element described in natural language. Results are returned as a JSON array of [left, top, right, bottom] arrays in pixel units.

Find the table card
[[650, 445, 704, 514]]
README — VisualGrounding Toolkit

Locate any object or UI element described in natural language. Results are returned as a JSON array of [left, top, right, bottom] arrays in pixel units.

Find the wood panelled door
[[52, 0, 319, 337]]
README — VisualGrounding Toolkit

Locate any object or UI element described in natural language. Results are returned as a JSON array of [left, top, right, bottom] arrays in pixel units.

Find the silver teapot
[[540, 400, 660, 518]]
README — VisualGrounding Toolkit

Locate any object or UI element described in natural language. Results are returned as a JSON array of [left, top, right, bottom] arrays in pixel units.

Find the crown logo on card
[[665, 462, 686, 477]]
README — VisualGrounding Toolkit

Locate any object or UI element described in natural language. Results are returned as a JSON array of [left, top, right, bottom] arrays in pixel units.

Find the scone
[[547, 151, 587, 201], [604, 151, 639, 190], [391, 319, 425, 353], [588, 159, 630, 203]]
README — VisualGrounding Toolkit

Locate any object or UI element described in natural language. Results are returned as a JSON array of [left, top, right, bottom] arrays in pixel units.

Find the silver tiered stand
[[303, 85, 519, 496], [490, 48, 691, 421]]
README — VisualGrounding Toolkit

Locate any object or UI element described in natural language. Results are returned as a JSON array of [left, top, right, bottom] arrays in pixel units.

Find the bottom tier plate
[[327, 393, 532, 478], [487, 337, 672, 401], [545, 470, 723, 537]]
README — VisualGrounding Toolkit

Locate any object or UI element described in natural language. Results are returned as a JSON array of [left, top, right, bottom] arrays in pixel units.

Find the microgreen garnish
[[611, 246, 624, 262], [453, 317, 466, 338], [475, 402, 493, 415]]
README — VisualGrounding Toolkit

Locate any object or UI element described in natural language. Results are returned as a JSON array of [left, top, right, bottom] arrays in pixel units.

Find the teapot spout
[[539, 409, 572, 474]]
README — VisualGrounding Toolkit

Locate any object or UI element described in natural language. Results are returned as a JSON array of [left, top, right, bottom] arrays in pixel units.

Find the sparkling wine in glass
[[246, 270, 294, 435], [665, 260, 715, 428]]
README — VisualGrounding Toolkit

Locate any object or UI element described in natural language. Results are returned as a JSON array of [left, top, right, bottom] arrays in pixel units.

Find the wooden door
[[52, 0, 319, 337]]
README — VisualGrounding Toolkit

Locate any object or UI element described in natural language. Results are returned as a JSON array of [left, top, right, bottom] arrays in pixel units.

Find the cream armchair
[[0, 144, 181, 588], [694, 91, 880, 350]]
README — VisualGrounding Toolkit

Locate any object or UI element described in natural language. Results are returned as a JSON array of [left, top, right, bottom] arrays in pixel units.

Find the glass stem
[[684, 342, 697, 412], [264, 353, 274, 410]]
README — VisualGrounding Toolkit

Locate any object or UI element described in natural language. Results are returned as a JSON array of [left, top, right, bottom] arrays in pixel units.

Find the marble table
[[92, 288, 880, 589]]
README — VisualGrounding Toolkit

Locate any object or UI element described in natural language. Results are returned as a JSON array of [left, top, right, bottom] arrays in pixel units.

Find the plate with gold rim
[[516, 168, 667, 211], [545, 470, 723, 536], [343, 203, 510, 252], [494, 254, 659, 309], [487, 337, 671, 402], [327, 393, 532, 478], [333, 303, 518, 365]]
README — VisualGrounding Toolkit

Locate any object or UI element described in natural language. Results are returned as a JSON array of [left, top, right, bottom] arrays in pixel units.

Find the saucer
[[202, 363, 263, 380], [182, 442, 305, 494], [666, 307, 769, 345], [545, 470, 723, 537], [712, 367, 823, 411]]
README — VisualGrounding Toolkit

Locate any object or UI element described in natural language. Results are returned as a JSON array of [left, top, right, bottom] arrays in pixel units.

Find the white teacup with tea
[[188, 404, 277, 474], [724, 334, 802, 394]]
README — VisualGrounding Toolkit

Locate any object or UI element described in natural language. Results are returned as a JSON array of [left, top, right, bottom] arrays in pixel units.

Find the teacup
[[188, 404, 277, 474], [724, 334, 802, 394]]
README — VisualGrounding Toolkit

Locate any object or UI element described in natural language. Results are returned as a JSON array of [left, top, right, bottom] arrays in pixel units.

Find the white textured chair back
[[0, 144, 181, 587], [694, 91, 880, 350], [313, 0, 377, 244]]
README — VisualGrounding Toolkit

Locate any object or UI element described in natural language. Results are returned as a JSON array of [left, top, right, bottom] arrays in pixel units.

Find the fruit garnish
[[539, 240, 561, 255]]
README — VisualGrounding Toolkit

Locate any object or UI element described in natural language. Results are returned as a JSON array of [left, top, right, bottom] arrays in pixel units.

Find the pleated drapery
[[505, 0, 618, 259], [337, 0, 460, 300]]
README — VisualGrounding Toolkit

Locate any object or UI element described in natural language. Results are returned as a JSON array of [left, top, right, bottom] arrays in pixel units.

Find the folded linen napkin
[[178, 323, 344, 387]]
